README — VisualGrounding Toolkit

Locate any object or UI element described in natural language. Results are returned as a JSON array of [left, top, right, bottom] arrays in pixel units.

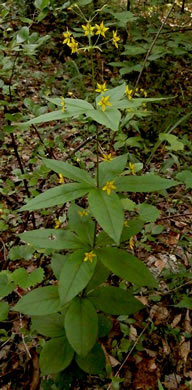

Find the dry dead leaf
[[162, 338, 171, 356], [184, 310, 192, 333], [108, 355, 120, 368], [171, 313, 182, 328], [129, 325, 137, 341], [150, 305, 169, 325], [136, 296, 149, 306], [179, 340, 190, 363]]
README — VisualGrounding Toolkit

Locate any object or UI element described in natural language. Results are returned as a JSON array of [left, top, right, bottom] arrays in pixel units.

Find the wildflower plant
[[11, 4, 181, 379]]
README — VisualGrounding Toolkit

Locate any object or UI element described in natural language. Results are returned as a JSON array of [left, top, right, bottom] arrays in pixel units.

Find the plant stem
[[90, 48, 99, 188]]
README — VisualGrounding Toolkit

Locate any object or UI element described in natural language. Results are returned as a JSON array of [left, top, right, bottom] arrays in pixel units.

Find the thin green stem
[[90, 47, 99, 189]]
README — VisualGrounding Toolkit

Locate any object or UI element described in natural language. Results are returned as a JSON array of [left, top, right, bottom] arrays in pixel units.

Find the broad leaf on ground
[[40, 336, 74, 375]]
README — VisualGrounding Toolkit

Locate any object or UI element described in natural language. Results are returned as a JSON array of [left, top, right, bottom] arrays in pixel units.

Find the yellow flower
[[124, 220, 129, 227], [82, 22, 94, 37], [60, 97, 65, 112], [84, 251, 96, 263], [112, 30, 120, 48], [95, 21, 109, 37], [103, 153, 112, 162], [58, 173, 64, 184], [68, 37, 78, 54], [55, 219, 61, 229], [97, 95, 111, 112], [78, 210, 88, 217], [125, 85, 133, 100], [63, 28, 72, 45], [96, 82, 108, 94], [76, 157, 81, 163], [129, 162, 135, 175], [129, 236, 134, 250], [102, 181, 116, 195]]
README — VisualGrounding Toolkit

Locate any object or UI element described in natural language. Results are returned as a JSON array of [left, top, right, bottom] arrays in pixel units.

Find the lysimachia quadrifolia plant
[[11, 7, 180, 376]]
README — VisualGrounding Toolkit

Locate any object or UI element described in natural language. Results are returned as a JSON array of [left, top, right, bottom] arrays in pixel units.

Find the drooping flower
[[68, 37, 78, 53], [102, 181, 116, 195], [58, 173, 64, 183], [60, 97, 65, 112], [125, 85, 133, 100], [129, 236, 134, 250], [129, 162, 135, 175], [78, 210, 88, 217], [63, 28, 72, 45], [103, 153, 113, 162], [54, 219, 61, 229], [83, 251, 96, 263], [95, 21, 109, 37], [82, 22, 95, 36], [96, 82, 108, 94], [97, 95, 111, 112], [112, 30, 120, 48]]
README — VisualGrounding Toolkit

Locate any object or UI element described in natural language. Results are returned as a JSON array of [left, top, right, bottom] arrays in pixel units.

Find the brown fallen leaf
[[184, 310, 192, 333], [171, 313, 182, 328], [162, 338, 171, 356], [150, 304, 169, 325], [129, 325, 137, 341]]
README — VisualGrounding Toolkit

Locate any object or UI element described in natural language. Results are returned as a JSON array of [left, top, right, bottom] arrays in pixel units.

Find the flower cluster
[[102, 153, 113, 162], [102, 181, 116, 195], [62, 21, 121, 54]]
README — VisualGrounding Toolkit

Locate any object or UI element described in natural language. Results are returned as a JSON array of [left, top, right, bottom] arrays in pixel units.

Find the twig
[[106, 320, 150, 390], [158, 212, 192, 221], [160, 281, 192, 296], [32, 124, 56, 159], [133, 0, 176, 96], [19, 313, 32, 359]]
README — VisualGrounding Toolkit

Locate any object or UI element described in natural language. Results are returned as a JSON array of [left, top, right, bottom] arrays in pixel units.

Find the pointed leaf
[[20, 110, 71, 126], [99, 154, 128, 186], [85, 260, 110, 293], [64, 297, 98, 357], [40, 336, 74, 375], [59, 250, 96, 305], [86, 107, 121, 131], [116, 174, 179, 192], [12, 286, 61, 316], [88, 287, 144, 315], [120, 218, 144, 242], [19, 229, 85, 250], [76, 343, 105, 374], [68, 204, 95, 246], [19, 183, 91, 211], [43, 158, 95, 185], [31, 313, 65, 337], [88, 189, 124, 244], [96, 247, 157, 287], [51, 254, 69, 279], [137, 203, 160, 222]]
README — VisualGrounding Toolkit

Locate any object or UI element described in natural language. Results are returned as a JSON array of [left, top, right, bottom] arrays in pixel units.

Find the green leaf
[[120, 218, 144, 242], [9, 245, 34, 261], [121, 198, 136, 211], [137, 203, 160, 223], [51, 254, 69, 279], [43, 158, 95, 186], [40, 337, 74, 375], [95, 230, 114, 247], [116, 174, 179, 192], [12, 286, 61, 316], [46, 97, 93, 116], [98, 314, 113, 338], [86, 107, 121, 132], [88, 287, 144, 315], [76, 343, 105, 374], [19, 229, 85, 250], [19, 183, 91, 211], [59, 250, 96, 305], [0, 301, 9, 321], [96, 248, 157, 287], [158, 380, 165, 390], [159, 133, 184, 151], [64, 297, 98, 357], [99, 154, 128, 186], [67, 204, 95, 246], [176, 170, 192, 189], [19, 110, 70, 126], [85, 260, 110, 293], [31, 313, 65, 337], [176, 296, 192, 309], [12, 267, 44, 288], [16, 26, 29, 43], [0, 274, 16, 298], [88, 189, 124, 244]]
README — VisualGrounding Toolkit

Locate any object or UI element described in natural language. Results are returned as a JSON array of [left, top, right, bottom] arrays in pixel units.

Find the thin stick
[[106, 321, 150, 390], [133, 0, 176, 96], [158, 212, 192, 221]]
